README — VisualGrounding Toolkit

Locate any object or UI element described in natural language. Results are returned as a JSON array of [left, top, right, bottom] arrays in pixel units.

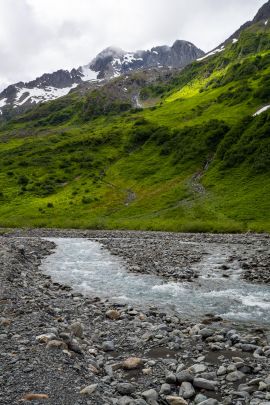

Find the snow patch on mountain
[[197, 45, 225, 61], [0, 98, 7, 108], [253, 105, 270, 116], [123, 53, 143, 64], [14, 84, 78, 107], [80, 66, 99, 81]]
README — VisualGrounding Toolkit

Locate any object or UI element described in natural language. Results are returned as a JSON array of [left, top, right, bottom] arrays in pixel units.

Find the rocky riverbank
[[1, 232, 270, 404]]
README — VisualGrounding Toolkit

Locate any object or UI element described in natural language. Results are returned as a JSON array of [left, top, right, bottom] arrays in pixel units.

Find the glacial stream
[[40, 238, 270, 324]]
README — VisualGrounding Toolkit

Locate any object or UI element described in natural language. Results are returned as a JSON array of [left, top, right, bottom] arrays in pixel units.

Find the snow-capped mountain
[[0, 40, 204, 116], [89, 40, 204, 79]]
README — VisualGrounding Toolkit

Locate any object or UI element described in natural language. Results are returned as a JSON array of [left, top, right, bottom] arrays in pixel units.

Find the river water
[[40, 238, 270, 324]]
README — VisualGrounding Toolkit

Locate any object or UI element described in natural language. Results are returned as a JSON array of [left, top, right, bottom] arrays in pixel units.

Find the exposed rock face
[[0, 40, 204, 116], [253, 0, 270, 23], [90, 40, 204, 79]]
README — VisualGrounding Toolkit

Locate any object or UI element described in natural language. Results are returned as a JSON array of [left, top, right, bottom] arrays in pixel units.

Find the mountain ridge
[[0, 40, 204, 117], [0, 1, 269, 232], [216, 0, 270, 49]]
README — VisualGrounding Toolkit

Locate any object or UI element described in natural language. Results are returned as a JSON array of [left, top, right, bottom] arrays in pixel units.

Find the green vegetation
[[0, 20, 269, 232]]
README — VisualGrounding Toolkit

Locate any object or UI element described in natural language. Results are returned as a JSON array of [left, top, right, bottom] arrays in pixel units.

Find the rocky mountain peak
[[253, 0, 270, 23], [0, 40, 204, 116]]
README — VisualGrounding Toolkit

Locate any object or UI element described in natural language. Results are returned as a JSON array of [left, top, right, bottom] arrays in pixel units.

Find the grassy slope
[[0, 21, 269, 232]]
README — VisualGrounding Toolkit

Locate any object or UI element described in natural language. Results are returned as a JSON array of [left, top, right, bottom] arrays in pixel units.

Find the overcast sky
[[0, 0, 266, 90]]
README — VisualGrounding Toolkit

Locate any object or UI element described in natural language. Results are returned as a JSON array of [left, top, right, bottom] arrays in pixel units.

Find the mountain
[[215, 0, 270, 49], [0, 40, 204, 117], [89, 40, 204, 79], [0, 1, 269, 233]]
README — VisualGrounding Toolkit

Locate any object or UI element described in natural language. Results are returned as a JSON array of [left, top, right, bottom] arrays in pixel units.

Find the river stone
[[122, 357, 143, 370], [189, 364, 207, 374], [265, 375, 270, 385], [179, 382, 195, 399], [142, 368, 151, 375], [190, 325, 201, 335], [142, 389, 158, 402], [232, 391, 251, 401], [217, 366, 227, 376], [36, 333, 57, 343], [236, 343, 258, 352], [70, 321, 84, 338], [226, 370, 245, 382], [80, 384, 98, 395], [68, 338, 82, 354], [240, 383, 256, 392], [21, 394, 49, 401], [160, 383, 171, 395], [46, 340, 67, 350], [106, 309, 121, 320], [200, 372, 217, 381], [118, 396, 136, 405], [259, 381, 268, 391], [102, 340, 115, 352], [166, 396, 188, 405], [176, 364, 185, 373], [0, 318, 11, 327], [193, 378, 218, 391], [166, 373, 177, 384], [176, 370, 194, 383], [194, 394, 208, 403], [59, 332, 71, 343], [200, 400, 219, 405], [200, 328, 215, 339], [227, 364, 237, 372], [117, 383, 136, 395]]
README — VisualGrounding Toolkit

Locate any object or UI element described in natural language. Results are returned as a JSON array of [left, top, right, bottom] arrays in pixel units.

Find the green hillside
[[0, 18, 270, 232]]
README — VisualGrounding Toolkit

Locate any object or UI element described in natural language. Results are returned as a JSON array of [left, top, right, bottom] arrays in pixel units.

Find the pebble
[[80, 384, 98, 395], [193, 378, 218, 391], [70, 321, 84, 338], [36, 333, 57, 343], [102, 341, 115, 352], [179, 381, 195, 399], [166, 396, 188, 405], [106, 309, 121, 320], [160, 383, 171, 395], [142, 388, 158, 402], [176, 370, 194, 383], [122, 357, 143, 370], [194, 394, 208, 403], [226, 370, 245, 382], [117, 383, 136, 395], [46, 340, 67, 350]]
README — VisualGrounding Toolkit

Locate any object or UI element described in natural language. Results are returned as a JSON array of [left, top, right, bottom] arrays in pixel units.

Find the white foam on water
[[241, 296, 270, 309], [219, 311, 256, 321], [152, 282, 188, 296]]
